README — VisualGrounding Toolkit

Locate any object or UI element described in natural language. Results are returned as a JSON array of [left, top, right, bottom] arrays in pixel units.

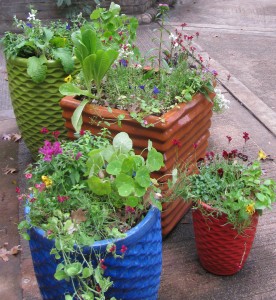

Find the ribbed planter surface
[[6, 57, 71, 158], [192, 203, 259, 275], [28, 207, 162, 300], [60, 92, 215, 235]]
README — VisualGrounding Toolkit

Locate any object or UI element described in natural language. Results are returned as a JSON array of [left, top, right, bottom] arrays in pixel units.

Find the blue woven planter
[[27, 207, 162, 300]]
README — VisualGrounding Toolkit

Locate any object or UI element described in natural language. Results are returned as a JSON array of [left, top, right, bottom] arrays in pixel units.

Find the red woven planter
[[192, 202, 259, 275]]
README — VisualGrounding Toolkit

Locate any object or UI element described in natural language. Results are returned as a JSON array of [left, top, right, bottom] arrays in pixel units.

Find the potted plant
[[168, 133, 276, 275], [18, 129, 166, 299], [59, 4, 228, 235], [1, 9, 86, 157]]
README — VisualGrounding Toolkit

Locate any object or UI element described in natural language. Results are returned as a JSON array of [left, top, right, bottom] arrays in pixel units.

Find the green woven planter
[[6, 57, 72, 158]]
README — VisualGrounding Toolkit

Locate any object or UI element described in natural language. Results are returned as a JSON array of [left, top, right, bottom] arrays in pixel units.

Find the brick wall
[[0, 0, 157, 35]]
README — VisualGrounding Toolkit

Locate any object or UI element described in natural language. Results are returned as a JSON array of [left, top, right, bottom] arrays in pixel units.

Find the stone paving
[[0, 0, 276, 299]]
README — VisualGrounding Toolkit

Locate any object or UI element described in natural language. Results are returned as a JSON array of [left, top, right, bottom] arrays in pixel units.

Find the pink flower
[[40, 127, 49, 134], [35, 183, 46, 192], [193, 143, 198, 149], [39, 140, 63, 161], [15, 187, 21, 194], [79, 129, 85, 136], [25, 173, 32, 179]]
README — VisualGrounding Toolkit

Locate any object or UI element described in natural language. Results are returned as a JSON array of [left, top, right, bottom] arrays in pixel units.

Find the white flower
[[27, 13, 36, 21], [169, 33, 176, 41], [213, 88, 230, 112]]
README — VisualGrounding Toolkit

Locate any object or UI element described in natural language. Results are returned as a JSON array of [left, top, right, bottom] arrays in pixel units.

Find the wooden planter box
[[60, 91, 215, 235]]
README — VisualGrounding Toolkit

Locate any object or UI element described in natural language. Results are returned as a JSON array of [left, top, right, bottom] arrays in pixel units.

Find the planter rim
[[61, 92, 215, 130], [25, 206, 160, 249], [7, 56, 77, 67]]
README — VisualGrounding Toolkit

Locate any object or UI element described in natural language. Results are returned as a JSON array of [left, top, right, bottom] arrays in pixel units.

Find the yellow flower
[[258, 149, 267, 160], [64, 74, 72, 83], [41, 175, 53, 188], [245, 203, 255, 215]]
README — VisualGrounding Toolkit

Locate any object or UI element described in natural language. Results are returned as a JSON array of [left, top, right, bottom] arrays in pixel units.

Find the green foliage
[[18, 131, 164, 299], [170, 136, 276, 233], [1, 9, 84, 82]]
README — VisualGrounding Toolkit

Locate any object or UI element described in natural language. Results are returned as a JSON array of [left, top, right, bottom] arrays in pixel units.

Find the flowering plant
[[169, 133, 276, 233], [18, 129, 165, 299], [59, 3, 226, 132], [1, 9, 85, 83]]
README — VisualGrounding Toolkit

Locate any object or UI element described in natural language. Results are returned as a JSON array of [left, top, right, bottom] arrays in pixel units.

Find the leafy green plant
[[1, 9, 85, 83], [59, 3, 222, 133], [18, 130, 165, 299], [168, 133, 276, 233]]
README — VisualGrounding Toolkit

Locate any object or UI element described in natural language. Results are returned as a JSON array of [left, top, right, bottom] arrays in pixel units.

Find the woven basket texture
[[28, 207, 162, 300], [192, 205, 259, 275], [6, 58, 68, 158]]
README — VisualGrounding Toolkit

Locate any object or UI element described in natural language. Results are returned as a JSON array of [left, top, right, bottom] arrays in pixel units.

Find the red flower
[[108, 244, 116, 253], [217, 168, 224, 177], [193, 143, 198, 149], [15, 187, 21, 194], [181, 23, 187, 28], [79, 129, 85, 136], [40, 127, 49, 134], [120, 245, 127, 254], [99, 259, 107, 270], [52, 131, 60, 139], [222, 150, 229, 159], [226, 135, 232, 143], [205, 151, 215, 160], [243, 132, 250, 143], [125, 206, 135, 214], [229, 149, 238, 159], [57, 195, 69, 203], [196, 32, 199, 37], [172, 139, 181, 148]]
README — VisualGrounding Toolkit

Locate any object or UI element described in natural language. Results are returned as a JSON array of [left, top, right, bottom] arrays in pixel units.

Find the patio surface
[[0, 0, 275, 299]]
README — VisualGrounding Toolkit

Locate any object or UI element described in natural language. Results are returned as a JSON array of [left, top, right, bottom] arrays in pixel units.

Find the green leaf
[[90, 8, 101, 20], [106, 159, 123, 175], [64, 262, 83, 276], [256, 193, 265, 202], [86, 149, 105, 176], [59, 83, 91, 97], [113, 132, 133, 153], [65, 295, 73, 300], [82, 267, 93, 279], [146, 148, 164, 172], [54, 270, 69, 281], [135, 166, 151, 188], [27, 56, 47, 83], [22, 233, 30, 240], [87, 176, 111, 195], [71, 99, 90, 133], [125, 196, 139, 207], [52, 48, 74, 74], [115, 174, 134, 197]]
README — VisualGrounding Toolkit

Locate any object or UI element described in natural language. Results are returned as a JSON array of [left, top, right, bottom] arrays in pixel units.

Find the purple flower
[[26, 23, 33, 28], [39, 140, 63, 161], [66, 23, 71, 30], [119, 59, 128, 67], [153, 86, 160, 95], [139, 85, 145, 91]]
